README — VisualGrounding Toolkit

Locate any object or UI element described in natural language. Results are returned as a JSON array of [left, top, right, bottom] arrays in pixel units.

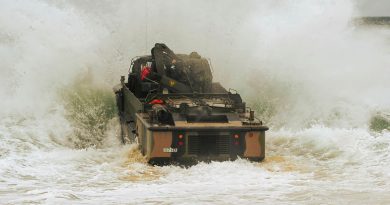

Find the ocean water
[[1, 0, 390, 204]]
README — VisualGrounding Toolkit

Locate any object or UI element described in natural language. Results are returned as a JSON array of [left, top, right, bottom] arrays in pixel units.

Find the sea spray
[[60, 73, 118, 149], [1, 0, 390, 204]]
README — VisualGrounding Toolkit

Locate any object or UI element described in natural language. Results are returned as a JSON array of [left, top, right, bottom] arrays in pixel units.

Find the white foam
[[1, 0, 390, 204]]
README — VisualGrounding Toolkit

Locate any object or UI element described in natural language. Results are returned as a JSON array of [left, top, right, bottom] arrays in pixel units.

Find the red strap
[[140, 66, 151, 80], [149, 99, 164, 104]]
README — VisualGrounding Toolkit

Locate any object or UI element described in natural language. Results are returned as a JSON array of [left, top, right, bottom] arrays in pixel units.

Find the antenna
[[145, 0, 148, 54]]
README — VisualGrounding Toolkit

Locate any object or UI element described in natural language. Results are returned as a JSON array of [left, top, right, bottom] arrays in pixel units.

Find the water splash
[[60, 74, 118, 149], [1, 0, 390, 204], [370, 112, 390, 132]]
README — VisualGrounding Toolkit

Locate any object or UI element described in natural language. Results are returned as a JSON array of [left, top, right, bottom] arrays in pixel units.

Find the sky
[[356, 0, 390, 16]]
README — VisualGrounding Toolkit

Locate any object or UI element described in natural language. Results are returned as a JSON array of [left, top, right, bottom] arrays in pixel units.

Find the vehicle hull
[[114, 44, 269, 164], [119, 111, 267, 164]]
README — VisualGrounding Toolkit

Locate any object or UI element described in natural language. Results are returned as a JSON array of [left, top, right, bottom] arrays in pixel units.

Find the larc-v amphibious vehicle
[[114, 43, 268, 164]]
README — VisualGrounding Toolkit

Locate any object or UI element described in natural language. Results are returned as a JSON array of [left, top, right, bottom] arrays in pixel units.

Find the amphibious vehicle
[[114, 43, 268, 164]]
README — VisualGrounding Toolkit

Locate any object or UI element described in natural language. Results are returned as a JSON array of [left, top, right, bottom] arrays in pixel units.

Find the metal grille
[[188, 135, 200, 155], [188, 135, 230, 155], [216, 135, 230, 154]]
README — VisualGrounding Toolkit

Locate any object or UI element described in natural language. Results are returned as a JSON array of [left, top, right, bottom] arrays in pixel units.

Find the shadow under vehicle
[[114, 43, 268, 164]]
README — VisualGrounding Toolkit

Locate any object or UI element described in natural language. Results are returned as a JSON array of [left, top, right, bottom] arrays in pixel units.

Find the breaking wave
[[60, 75, 118, 149], [0, 0, 390, 204]]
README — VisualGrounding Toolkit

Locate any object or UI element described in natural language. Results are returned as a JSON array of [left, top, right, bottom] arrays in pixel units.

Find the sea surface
[[1, 0, 390, 204]]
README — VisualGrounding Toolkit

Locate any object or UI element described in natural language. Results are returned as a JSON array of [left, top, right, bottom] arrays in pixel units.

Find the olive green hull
[[117, 84, 268, 164], [123, 117, 266, 163]]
